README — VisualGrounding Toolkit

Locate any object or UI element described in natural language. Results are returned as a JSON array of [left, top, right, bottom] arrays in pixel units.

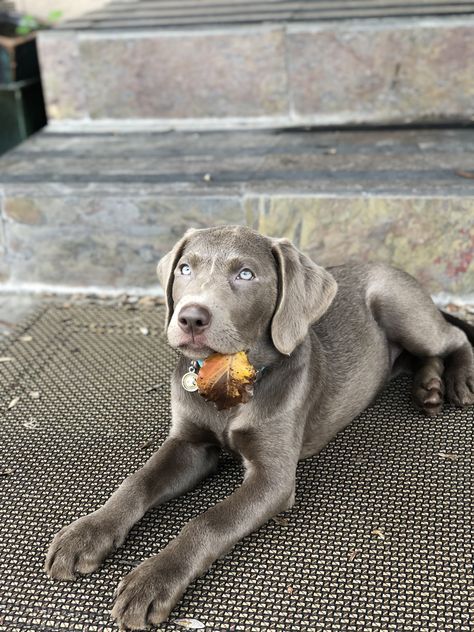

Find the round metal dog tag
[[182, 371, 198, 392]]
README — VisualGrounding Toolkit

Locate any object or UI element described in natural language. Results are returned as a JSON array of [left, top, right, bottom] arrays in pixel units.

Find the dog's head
[[157, 226, 337, 359]]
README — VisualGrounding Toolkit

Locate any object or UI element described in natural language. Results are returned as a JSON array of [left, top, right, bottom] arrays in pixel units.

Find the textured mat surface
[[0, 304, 472, 631]]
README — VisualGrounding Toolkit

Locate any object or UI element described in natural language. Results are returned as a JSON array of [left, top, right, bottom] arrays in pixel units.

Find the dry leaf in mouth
[[196, 351, 256, 410]]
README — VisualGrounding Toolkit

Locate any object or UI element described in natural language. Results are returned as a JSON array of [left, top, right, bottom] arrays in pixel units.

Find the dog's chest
[[190, 400, 257, 459]]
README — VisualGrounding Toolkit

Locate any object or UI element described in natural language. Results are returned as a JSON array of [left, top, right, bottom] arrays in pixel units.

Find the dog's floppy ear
[[157, 228, 196, 327], [271, 238, 338, 355]]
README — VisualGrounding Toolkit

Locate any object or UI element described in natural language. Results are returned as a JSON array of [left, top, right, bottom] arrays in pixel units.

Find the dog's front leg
[[45, 436, 219, 580], [111, 442, 297, 630]]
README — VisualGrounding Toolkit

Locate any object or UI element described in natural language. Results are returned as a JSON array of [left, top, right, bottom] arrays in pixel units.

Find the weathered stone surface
[[246, 196, 474, 296], [78, 28, 288, 119], [37, 33, 88, 120], [4, 195, 245, 288], [1, 127, 473, 295], [3, 195, 243, 229], [0, 216, 9, 283], [4, 198, 45, 225], [287, 21, 474, 123], [38, 18, 474, 124]]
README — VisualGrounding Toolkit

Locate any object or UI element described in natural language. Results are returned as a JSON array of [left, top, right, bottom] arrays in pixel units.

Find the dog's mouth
[[175, 335, 245, 359], [175, 333, 215, 359]]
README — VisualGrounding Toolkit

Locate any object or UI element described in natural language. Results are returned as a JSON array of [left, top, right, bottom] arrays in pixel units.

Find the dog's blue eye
[[237, 268, 254, 281], [180, 264, 191, 276]]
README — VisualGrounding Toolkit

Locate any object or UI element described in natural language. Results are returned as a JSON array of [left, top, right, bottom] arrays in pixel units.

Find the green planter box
[[0, 77, 46, 153], [0, 32, 40, 83], [0, 14, 47, 154]]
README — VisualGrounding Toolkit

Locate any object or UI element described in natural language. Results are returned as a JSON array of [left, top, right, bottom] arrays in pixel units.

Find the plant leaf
[[48, 9, 63, 22], [8, 397, 20, 410], [197, 351, 256, 410], [438, 451, 459, 461], [371, 528, 385, 540], [172, 618, 205, 629]]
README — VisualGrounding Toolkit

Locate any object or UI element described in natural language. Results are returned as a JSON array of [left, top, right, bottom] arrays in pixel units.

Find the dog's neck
[[247, 333, 284, 369]]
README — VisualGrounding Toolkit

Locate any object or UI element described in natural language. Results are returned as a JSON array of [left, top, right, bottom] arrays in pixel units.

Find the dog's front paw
[[45, 512, 125, 580], [111, 555, 187, 630]]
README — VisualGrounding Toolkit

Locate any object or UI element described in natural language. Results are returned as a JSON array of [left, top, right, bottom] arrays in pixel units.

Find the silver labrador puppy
[[45, 226, 474, 630]]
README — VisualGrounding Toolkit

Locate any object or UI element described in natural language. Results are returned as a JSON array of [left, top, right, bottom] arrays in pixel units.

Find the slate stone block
[[246, 195, 474, 296], [4, 194, 245, 288], [287, 21, 474, 124], [78, 28, 288, 119], [37, 33, 88, 120]]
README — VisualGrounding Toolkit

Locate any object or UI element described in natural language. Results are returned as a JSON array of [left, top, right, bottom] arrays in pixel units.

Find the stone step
[[0, 125, 473, 298], [37, 2, 474, 126], [58, 0, 474, 29]]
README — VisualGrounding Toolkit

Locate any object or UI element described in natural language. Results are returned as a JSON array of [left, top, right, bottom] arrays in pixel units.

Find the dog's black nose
[[178, 304, 211, 334]]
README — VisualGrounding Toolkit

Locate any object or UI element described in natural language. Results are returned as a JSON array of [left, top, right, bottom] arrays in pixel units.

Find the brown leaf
[[438, 451, 459, 461], [172, 618, 205, 629], [7, 396, 20, 410], [287, 585, 294, 594], [197, 351, 256, 410], [348, 548, 360, 561], [145, 383, 165, 393], [140, 437, 156, 449], [371, 528, 385, 540], [456, 169, 474, 179], [444, 303, 460, 313], [23, 418, 38, 430]]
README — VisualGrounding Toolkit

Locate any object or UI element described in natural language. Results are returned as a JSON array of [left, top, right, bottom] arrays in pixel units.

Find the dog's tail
[[440, 310, 474, 345]]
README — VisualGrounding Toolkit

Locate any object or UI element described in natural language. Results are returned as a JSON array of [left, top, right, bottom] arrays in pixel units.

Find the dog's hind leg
[[444, 343, 474, 407], [392, 352, 444, 416], [368, 264, 474, 410], [412, 356, 445, 416]]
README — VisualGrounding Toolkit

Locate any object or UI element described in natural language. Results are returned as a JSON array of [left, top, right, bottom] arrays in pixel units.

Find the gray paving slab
[[1, 127, 474, 193]]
